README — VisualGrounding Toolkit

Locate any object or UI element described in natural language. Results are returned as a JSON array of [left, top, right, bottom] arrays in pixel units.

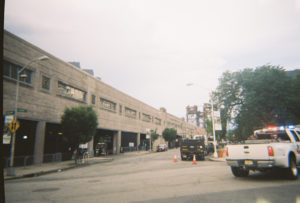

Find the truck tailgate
[[227, 144, 270, 160]]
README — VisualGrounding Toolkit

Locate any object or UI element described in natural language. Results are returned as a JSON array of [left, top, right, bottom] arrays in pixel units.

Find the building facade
[[3, 30, 197, 166]]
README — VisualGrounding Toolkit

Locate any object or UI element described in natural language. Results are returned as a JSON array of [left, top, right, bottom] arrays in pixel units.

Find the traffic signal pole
[[7, 67, 22, 176], [7, 56, 49, 176]]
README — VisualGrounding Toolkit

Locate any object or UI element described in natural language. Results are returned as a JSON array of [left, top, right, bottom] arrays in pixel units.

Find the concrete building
[[3, 30, 197, 166]]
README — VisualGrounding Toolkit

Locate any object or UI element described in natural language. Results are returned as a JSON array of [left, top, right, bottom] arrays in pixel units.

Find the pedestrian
[[73, 149, 78, 164], [104, 143, 108, 156]]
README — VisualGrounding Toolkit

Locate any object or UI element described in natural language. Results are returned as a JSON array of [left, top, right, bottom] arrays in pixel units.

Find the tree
[[215, 65, 296, 140], [61, 106, 98, 152], [151, 130, 159, 143], [162, 128, 177, 147], [205, 119, 213, 137], [288, 74, 300, 124]]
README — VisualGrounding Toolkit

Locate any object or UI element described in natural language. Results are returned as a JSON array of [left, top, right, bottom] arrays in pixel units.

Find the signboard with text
[[3, 115, 14, 144], [213, 111, 222, 131], [3, 133, 11, 144]]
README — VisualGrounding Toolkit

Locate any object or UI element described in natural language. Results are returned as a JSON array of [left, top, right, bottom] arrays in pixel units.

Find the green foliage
[[226, 129, 236, 142], [288, 75, 300, 123], [219, 108, 228, 141], [151, 130, 159, 142], [215, 65, 299, 140], [162, 128, 177, 144], [61, 106, 98, 150], [205, 119, 213, 136]]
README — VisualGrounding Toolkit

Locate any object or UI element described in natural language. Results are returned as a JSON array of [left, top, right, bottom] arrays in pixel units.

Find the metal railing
[[3, 152, 73, 168], [121, 147, 138, 152], [3, 155, 34, 168]]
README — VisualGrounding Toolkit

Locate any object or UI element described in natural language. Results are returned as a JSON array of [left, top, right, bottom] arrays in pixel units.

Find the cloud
[[4, 0, 300, 118]]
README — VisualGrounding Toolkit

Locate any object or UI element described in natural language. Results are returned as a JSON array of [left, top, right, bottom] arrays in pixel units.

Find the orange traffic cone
[[192, 154, 197, 165], [173, 154, 178, 163]]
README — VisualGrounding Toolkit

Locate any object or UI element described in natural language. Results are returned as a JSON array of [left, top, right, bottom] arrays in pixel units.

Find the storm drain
[[33, 187, 60, 192]]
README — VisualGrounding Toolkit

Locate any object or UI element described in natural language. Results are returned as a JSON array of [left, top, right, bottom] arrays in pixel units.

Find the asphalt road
[[5, 149, 300, 203]]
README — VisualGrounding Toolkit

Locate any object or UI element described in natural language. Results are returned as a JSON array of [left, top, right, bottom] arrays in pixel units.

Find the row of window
[[4, 60, 88, 103], [57, 81, 87, 102], [92, 95, 163, 125], [167, 121, 182, 129], [4, 60, 178, 127], [4, 60, 33, 84]]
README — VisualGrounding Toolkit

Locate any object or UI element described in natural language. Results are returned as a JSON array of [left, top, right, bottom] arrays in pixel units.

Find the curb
[[4, 158, 113, 181], [209, 157, 226, 162]]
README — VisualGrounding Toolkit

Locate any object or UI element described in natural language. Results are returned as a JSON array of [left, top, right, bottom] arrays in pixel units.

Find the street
[[5, 149, 300, 203]]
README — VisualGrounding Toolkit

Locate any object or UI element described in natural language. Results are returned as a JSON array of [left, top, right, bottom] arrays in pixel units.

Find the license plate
[[244, 160, 253, 165]]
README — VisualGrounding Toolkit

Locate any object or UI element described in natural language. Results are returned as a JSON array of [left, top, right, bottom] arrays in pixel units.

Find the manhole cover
[[33, 188, 60, 192]]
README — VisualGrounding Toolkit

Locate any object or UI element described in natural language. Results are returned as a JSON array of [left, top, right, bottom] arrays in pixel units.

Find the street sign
[[3, 133, 11, 144], [5, 115, 14, 125], [6, 111, 14, 115], [8, 120, 20, 133], [17, 108, 27, 112], [213, 111, 222, 131]]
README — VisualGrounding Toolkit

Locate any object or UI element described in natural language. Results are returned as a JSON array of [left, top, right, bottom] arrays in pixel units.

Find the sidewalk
[[4, 156, 113, 181], [208, 155, 226, 162], [3, 150, 152, 181]]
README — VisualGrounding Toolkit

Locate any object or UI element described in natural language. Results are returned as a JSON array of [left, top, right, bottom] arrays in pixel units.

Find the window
[[42, 75, 50, 90], [100, 98, 116, 112], [155, 117, 161, 125], [125, 107, 137, 119], [92, 95, 96, 105], [4, 60, 33, 84], [57, 81, 87, 102], [142, 113, 151, 122]]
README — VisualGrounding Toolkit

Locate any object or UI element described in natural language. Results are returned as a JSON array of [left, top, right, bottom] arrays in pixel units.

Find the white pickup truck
[[226, 126, 300, 179]]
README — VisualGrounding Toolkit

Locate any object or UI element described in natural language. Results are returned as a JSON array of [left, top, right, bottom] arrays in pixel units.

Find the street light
[[7, 55, 49, 176], [209, 93, 218, 158]]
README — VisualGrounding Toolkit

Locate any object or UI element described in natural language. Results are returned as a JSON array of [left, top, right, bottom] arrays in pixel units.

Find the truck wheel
[[286, 156, 298, 180], [231, 167, 249, 177]]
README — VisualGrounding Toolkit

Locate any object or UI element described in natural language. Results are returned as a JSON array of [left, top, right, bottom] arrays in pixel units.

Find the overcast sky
[[4, 0, 300, 119]]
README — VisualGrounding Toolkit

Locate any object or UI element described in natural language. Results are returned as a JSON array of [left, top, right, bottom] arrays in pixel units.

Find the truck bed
[[227, 143, 272, 160]]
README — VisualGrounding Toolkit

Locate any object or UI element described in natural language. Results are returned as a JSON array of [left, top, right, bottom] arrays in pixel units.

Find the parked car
[[157, 144, 168, 152]]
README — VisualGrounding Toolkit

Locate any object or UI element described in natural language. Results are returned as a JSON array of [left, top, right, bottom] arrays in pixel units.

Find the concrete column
[[137, 133, 141, 151], [88, 137, 94, 157], [113, 131, 121, 154], [113, 131, 117, 154], [33, 121, 46, 165]]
